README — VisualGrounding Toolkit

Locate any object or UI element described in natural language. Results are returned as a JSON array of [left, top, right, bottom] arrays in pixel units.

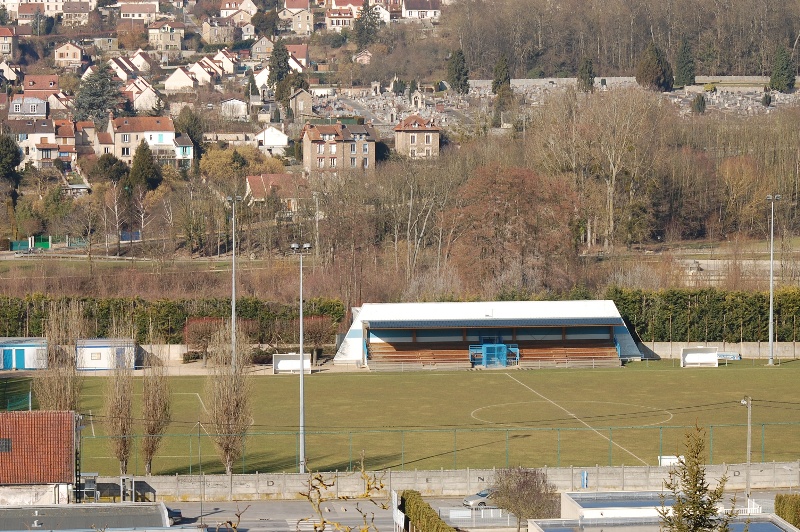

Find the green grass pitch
[[61, 360, 800, 475]]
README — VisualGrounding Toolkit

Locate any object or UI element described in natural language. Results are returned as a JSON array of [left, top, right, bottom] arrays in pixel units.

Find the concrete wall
[[104, 461, 800, 502], [639, 341, 800, 361], [0, 484, 65, 505]]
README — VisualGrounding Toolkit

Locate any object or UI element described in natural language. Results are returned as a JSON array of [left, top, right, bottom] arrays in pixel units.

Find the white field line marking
[[89, 410, 95, 437], [470, 401, 673, 427], [505, 373, 649, 465]]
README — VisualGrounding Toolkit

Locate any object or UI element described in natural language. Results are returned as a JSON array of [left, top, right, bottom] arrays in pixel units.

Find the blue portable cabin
[[0, 338, 47, 370]]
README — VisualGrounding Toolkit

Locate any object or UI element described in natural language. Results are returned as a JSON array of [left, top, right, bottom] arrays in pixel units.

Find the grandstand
[[333, 300, 641, 370]]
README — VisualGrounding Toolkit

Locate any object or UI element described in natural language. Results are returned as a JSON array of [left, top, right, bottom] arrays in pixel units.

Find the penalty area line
[[504, 373, 648, 465]]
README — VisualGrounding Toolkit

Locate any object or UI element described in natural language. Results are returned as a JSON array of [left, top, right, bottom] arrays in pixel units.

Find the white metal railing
[[731, 499, 762, 515]]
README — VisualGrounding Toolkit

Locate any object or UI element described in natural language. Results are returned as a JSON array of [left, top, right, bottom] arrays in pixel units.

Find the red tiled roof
[[284, 0, 309, 9], [0, 411, 75, 485], [0, 27, 14, 37], [246, 173, 299, 200], [75, 121, 94, 131], [112, 116, 174, 133], [36, 143, 59, 149], [97, 132, 114, 144], [393, 114, 440, 131], [121, 3, 156, 12]]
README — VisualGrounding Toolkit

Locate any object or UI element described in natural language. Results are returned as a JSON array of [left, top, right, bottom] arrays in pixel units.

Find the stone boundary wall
[[639, 342, 800, 360], [110, 461, 800, 502]]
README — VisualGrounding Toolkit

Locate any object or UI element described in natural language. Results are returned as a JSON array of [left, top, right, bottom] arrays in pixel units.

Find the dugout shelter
[[333, 300, 641, 369]]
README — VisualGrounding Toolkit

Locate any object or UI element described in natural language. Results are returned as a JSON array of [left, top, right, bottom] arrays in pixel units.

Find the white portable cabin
[[76, 338, 138, 370], [680, 346, 719, 367], [0, 337, 47, 370]]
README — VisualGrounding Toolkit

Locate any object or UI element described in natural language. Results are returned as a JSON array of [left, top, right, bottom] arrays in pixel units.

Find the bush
[[182, 351, 203, 363], [776, 494, 800, 528], [762, 93, 772, 107], [691, 94, 706, 114], [401, 490, 457, 532], [250, 348, 274, 365], [703, 83, 717, 92]]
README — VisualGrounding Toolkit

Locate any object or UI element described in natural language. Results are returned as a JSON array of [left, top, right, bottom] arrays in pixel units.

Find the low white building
[[76, 338, 138, 370], [254, 125, 289, 156], [0, 338, 47, 370], [164, 67, 197, 93]]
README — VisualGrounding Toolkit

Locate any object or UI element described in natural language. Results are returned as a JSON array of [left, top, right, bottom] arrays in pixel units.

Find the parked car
[[463, 489, 496, 508], [166, 507, 182, 526]]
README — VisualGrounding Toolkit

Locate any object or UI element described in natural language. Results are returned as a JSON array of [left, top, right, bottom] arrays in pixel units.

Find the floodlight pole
[[741, 396, 752, 501], [767, 194, 780, 366], [291, 242, 311, 473], [231, 196, 237, 372]]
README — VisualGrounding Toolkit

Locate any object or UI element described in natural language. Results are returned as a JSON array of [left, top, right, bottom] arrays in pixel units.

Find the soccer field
[[73, 360, 800, 475]]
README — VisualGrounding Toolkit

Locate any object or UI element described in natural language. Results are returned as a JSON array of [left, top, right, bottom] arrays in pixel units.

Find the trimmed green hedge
[[401, 490, 457, 532], [776, 494, 800, 528], [607, 286, 800, 343], [0, 295, 345, 344]]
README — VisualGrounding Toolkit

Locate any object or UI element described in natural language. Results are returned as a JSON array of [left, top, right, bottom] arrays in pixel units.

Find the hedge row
[[607, 287, 800, 343], [400, 490, 457, 532], [776, 494, 800, 528], [0, 295, 346, 344]]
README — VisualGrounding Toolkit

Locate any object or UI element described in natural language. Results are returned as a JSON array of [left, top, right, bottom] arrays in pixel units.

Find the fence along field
[[62, 362, 800, 475]]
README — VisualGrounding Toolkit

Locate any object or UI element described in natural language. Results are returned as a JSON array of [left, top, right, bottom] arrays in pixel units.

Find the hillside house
[[148, 20, 185, 56], [0, 27, 17, 58], [62, 2, 91, 26], [301, 121, 377, 176], [53, 42, 83, 70], [393, 114, 440, 159], [278, 0, 313, 35]]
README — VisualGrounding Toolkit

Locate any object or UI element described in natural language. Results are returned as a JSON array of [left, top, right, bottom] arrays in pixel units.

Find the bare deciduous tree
[[205, 324, 252, 475], [140, 341, 171, 475], [33, 299, 86, 411], [106, 365, 134, 474], [105, 314, 136, 475], [491, 467, 559, 532]]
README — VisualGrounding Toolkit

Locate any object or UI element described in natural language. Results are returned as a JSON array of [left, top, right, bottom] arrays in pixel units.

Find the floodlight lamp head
[[741, 397, 749, 406], [302, 243, 311, 250], [775, 194, 782, 201], [290, 243, 300, 251]]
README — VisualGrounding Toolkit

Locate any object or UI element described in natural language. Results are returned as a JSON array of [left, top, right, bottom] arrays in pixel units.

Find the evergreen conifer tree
[[73, 66, 127, 129], [770, 46, 795, 93], [353, 0, 380, 51], [674, 39, 696, 87], [268, 40, 290, 88], [635, 42, 674, 92], [447, 49, 470, 95], [577, 57, 595, 93], [492, 54, 511, 94], [127, 140, 162, 190]]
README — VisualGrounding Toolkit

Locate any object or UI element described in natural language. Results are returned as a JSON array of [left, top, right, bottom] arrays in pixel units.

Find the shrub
[[776, 494, 800, 528], [401, 490, 457, 532], [250, 348, 274, 365], [182, 351, 202, 363], [691, 94, 706, 114], [762, 93, 772, 107], [703, 83, 717, 92]]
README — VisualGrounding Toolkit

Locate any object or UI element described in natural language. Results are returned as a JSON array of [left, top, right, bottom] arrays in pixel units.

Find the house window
[[13, 104, 19, 112], [30, 104, 36, 113], [122, 147, 130, 156], [350, 143, 356, 154], [330, 157, 336, 168], [425, 134, 432, 144], [0, 438, 10, 453], [91, 352, 101, 360], [410, 149, 416, 158], [362, 158, 368, 169], [317, 157, 324, 168], [362, 144, 368, 154], [122, 134, 130, 143], [410, 134, 416, 144], [330, 143, 336, 154], [316, 144, 324, 154], [425, 148, 431, 156], [350, 157, 356, 167], [104, 147, 110, 154]]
